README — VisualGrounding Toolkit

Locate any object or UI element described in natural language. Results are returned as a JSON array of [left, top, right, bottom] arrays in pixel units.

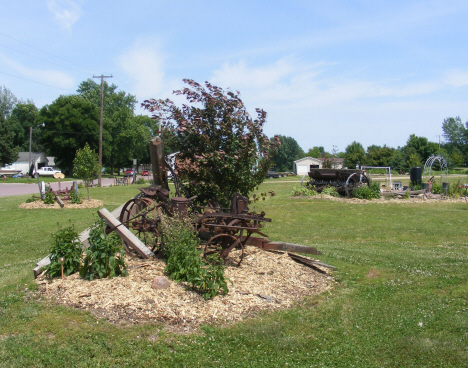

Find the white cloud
[[0, 53, 74, 89], [444, 69, 468, 88], [46, 0, 82, 31], [118, 38, 186, 112]]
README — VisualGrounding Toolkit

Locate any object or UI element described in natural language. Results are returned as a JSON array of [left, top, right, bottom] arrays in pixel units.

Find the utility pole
[[93, 74, 112, 186]]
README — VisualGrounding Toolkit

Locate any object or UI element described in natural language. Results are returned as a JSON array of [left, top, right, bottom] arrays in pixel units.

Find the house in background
[[0, 152, 50, 176], [293, 157, 344, 175]]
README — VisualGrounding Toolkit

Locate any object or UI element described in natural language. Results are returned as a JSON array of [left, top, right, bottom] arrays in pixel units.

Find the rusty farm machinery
[[305, 168, 371, 197], [109, 136, 331, 269]]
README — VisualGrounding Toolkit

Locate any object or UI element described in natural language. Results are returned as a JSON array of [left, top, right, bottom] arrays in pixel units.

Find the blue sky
[[2, 1, 468, 153]]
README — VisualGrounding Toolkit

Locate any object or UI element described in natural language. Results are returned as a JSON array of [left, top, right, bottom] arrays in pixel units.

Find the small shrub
[[402, 190, 410, 199], [321, 186, 339, 197], [69, 189, 82, 204], [352, 182, 381, 200], [432, 182, 441, 194], [26, 195, 39, 203], [159, 215, 228, 300], [291, 185, 318, 197], [43, 191, 55, 205], [134, 177, 146, 185], [79, 220, 128, 280], [44, 223, 82, 278]]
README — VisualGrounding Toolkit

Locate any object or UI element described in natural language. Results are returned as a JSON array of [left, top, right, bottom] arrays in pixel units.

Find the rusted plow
[[117, 188, 321, 266]]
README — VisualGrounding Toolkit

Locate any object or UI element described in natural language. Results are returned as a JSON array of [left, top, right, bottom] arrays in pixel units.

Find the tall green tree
[[402, 134, 438, 165], [365, 145, 396, 167], [76, 79, 143, 173], [0, 114, 19, 167], [6, 102, 39, 151], [442, 116, 468, 164], [0, 86, 17, 120], [39, 95, 99, 175], [305, 146, 325, 158], [271, 135, 304, 172], [142, 79, 279, 207], [73, 143, 100, 199], [343, 141, 365, 168]]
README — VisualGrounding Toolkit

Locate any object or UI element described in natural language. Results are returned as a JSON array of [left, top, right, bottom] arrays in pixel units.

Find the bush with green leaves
[[352, 182, 381, 200], [432, 182, 441, 194], [69, 189, 82, 204], [321, 186, 340, 197], [142, 79, 279, 208], [43, 191, 55, 204], [159, 215, 228, 300], [44, 223, 82, 278], [291, 185, 318, 197], [79, 220, 128, 280], [134, 177, 146, 185]]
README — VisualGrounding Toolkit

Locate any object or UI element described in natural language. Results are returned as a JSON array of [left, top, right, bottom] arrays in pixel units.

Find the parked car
[[141, 170, 151, 176], [34, 167, 61, 177], [12, 173, 23, 178], [124, 169, 136, 177], [266, 168, 280, 179]]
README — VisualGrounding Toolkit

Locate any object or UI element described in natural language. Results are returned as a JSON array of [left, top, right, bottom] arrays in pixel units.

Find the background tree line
[[2, 82, 466, 175], [272, 118, 467, 173], [0, 82, 156, 174]]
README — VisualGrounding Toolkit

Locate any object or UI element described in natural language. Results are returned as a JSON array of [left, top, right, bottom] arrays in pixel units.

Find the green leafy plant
[[291, 185, 318, 197], [134, 177, 146, 185], [321, 186, 340, 197], [43, 191, 55, 205], [432, 182, 441, 194], [44, 222, 82, 278], [402, 190, 410, 199], [25, 195, 39, 203], [352, 182, 381, 200], [69, 189, 82, 204], [159, 214, 228, 299], [79, 220, 128, 280]]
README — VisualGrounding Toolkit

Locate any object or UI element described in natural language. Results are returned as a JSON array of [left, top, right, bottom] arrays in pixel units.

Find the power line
[[0, 43, 89, 74], [0, 30, 97, 74], [0, 71, 71, 91]]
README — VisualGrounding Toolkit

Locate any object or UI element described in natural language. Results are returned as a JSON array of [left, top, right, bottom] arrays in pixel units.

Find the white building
[[293, 157, 344, 175], [0, 152, 49, 176]]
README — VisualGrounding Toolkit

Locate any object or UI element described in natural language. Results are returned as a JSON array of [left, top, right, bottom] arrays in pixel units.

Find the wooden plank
[[98, 208, 154, 259], [261, 241, 321, 255], [287, 252, 336, 269]]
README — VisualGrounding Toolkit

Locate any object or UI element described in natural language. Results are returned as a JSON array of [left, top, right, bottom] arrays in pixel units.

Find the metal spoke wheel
[[119, 197, 161, 252], [204, 233, 245, 266]]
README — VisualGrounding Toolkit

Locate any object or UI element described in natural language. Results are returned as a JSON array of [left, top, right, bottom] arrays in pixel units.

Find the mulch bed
[[36, 247, 333, 333]]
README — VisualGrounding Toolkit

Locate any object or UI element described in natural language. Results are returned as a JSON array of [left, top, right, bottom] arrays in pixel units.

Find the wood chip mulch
[[35, 247, 333, 333], [290, 194, 468, 204], [18, 199, 104, 209]]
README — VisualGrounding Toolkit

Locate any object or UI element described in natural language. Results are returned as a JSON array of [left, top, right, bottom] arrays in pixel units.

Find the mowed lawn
[[0, 181, 467, 367]]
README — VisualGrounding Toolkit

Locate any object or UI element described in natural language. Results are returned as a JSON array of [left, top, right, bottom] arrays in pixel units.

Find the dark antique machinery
[[306, 168, 370, 197]]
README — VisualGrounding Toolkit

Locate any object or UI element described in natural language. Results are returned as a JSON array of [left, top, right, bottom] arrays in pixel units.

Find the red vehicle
[[124, 169, 136, 177], [141, 170, 151, 176]]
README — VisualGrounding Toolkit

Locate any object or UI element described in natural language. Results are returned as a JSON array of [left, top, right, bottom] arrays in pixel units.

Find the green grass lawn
[[1, 182, 467, 367]]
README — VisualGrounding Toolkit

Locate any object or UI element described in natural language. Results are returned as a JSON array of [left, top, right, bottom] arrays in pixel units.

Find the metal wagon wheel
[[204, 233, 245, 266], [119, 197, 162, 252], [345, 172, 370, 197]]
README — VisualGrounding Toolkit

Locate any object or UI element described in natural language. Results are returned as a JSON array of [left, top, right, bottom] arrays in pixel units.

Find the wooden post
[[149, 136, 169, 190]]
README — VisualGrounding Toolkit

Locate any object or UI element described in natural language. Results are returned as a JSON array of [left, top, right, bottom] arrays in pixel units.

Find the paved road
[[0, 178, 117, 198]]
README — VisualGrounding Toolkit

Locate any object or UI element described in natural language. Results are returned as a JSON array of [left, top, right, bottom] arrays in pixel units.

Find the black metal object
[[306, 168, 370, 196]]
